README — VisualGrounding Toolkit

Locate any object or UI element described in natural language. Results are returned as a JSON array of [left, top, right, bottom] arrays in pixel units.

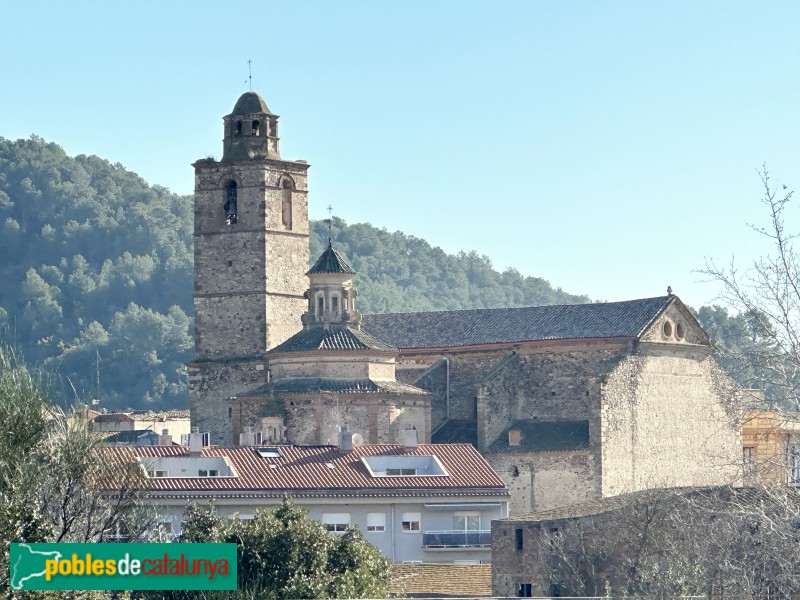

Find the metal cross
[[247, 59, 253, 91]]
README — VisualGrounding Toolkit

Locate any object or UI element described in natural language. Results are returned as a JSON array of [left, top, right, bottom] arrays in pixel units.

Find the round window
[[676, 322, 685, 340], [662, 320, 673, 339]]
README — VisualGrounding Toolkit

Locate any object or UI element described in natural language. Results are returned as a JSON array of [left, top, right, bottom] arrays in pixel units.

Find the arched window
[[332, 295, 339, 315], [235, 120, 242, 136], [224, 181, 237, 225], [317, 296, 324, 318], [252, 120, 260, 136], [281, 178, 293, 230]]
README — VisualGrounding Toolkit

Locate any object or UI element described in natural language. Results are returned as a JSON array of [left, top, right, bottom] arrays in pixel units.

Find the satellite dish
[[351, 433, 364, 446]]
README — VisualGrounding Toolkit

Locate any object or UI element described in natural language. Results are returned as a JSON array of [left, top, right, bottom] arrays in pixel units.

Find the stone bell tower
[[188, 91, 310, 445]]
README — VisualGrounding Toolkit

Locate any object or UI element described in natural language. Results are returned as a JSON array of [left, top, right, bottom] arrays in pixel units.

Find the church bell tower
[[188, 91, 310, 445]]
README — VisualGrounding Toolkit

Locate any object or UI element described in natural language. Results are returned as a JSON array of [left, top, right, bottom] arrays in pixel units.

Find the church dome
[[231, 91, 273, 115], [307, 242, 357, 275]]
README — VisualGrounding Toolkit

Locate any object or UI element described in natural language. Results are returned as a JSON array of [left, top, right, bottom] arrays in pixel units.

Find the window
[[317, 296, 324, 318], [401, 512, 420, 532], [322, 513, 350, 533], [151, 470, 168, 478], [224, 181, 237, 225], [743, 446, 755, 473], [515, 528, 523, 551], [198, 469, 218, 477], [453, 512, 480, 531], [252, 120, 260, 136], [789, 444, 800, 485], [386, 468, 417, 476], [367, 513, 386, 533], [235, 120, 242, 136], [331, 295, 338, 315], [517, 583, 532, 597], [549, 527, 560, 552], [281, 179, 293, 230]]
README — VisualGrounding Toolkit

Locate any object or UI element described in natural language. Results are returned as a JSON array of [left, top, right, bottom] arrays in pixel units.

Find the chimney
[[239, 428, 263, 447], [189, 427, 205, 454], [402, 425, 418, 450], [508, 429, 521, 446], [339, 426, 353, 453], [159, 429, 172, 446]]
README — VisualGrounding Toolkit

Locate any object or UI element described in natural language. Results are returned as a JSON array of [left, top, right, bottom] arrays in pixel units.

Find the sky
[[2, 1, 799, 308]]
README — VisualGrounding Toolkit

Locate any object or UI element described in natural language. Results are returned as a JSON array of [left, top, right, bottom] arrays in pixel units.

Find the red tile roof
[[106, 444, 508, 499]]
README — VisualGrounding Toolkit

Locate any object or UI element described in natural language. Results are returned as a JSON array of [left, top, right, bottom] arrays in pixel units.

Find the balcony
[[422, 530, 491, 549]]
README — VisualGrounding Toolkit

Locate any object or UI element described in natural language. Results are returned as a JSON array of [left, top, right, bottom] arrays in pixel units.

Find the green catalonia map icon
[[10, 544, 63, 590]]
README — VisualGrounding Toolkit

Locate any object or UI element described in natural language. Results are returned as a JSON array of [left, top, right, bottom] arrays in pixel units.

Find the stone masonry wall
[[397, 350, 515, 427], [189, 358, 266, 446], [487, 452, 598, 516], [492, 519, 550, 597], [476, 344, 629, 451], [600, 346, 741, 496], [284, 393, 430, 445]]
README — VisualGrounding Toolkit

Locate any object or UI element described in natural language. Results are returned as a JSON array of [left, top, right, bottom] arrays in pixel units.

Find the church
[[188, 91, 743, 516]]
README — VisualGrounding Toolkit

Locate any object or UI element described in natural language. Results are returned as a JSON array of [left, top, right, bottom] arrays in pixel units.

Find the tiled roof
[[389, 563, 492, 597], [244, 378, 428, 396], [432, 420, 478, 446], [106, 444, 508, 497], [269, 326, 395, 353], [362, 296, 674, 350], [93, 410, 191, 423], [102, 430, 158, 444], [307, 243, 356, 275], [489, 420, 590, 453], [230, 91, 273, 115]]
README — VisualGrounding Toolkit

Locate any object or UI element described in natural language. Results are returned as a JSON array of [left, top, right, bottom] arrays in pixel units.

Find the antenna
[[95, 349, 101, 406]]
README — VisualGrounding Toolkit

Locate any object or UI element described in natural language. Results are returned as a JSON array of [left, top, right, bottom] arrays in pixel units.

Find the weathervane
[[326, 204, 334, 245]]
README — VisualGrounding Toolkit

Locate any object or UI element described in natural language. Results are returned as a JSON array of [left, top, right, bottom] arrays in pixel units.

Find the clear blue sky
[[2, 1, 799, 307]]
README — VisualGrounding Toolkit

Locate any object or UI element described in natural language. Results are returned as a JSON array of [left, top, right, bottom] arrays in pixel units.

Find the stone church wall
[[281, 394, 430, 445], [476, 344, 628, 451], [600, 347, 741, 496], [189, 358, 266, 446], [486, 452, 598, 516]]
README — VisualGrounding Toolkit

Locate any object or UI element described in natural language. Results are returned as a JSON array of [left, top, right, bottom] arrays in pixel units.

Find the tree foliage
[[0, 136, 193, 411], [530, 486, 800, 599], [0, 344, 149, 594], [149, 498, 390, 600], [701, 170, 800, 410]]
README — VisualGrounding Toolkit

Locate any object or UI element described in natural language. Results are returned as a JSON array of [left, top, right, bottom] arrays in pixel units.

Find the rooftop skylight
[[361, 455, 448, 477], [256, 447, 282, 458]]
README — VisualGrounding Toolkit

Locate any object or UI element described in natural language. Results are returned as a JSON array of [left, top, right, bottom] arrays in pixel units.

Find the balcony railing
[[422, 530, 491, 549]]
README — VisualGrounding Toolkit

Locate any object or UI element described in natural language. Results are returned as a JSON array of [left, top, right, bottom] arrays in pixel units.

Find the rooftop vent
[[239, 430, 264, 447], [508, 429, 521, 446], [402, 424, 418, 449], [339, 426, 353, 453]]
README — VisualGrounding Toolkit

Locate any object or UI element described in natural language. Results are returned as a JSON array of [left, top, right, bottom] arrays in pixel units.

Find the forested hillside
[[0, 136, 771, 410]]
